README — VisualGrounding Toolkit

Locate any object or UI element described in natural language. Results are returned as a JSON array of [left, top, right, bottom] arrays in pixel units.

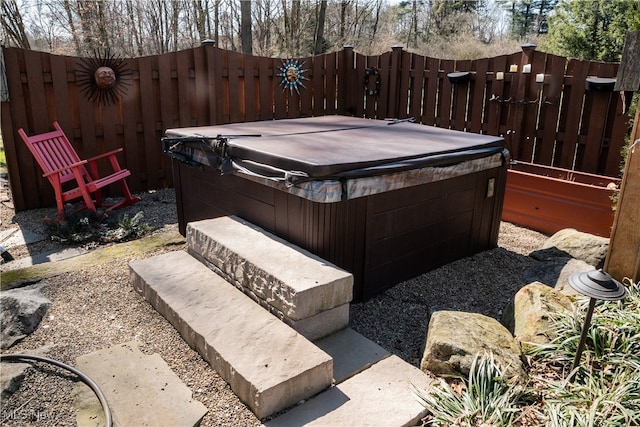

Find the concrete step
[[263, 355, 434, 427], [186, 216, 353, 340], [129, 250, 333, 419]]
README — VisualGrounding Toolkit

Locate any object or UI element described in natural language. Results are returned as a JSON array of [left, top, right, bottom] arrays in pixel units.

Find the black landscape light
[[568, 269, 627, 371]]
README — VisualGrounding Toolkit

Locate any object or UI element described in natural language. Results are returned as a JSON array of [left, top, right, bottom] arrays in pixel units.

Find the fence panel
[[1, 45, 630, 212]]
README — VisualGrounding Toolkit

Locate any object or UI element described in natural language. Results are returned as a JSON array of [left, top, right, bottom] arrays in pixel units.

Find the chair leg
[[79, 188, 97, 213], [104, 179, 141, 211], [56, 197, 65, 220], [93, 189, 104, 208]]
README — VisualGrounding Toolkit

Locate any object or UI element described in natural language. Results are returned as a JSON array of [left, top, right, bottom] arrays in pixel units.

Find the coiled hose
[[0, 353, 113, 427]]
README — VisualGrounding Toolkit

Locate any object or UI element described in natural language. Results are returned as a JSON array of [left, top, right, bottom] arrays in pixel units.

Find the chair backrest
[[18, 122, 88, 184]]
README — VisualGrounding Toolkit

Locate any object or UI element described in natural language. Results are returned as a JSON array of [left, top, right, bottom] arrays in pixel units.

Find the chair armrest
[[85, 148, 124, 163], [42, 160, 88, 178]]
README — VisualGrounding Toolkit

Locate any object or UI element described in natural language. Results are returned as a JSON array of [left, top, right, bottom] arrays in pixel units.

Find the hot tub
[[164, 116, 507, 301]]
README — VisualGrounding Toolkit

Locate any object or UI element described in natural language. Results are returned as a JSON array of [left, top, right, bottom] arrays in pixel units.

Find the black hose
[[0, 353, 113, 427]]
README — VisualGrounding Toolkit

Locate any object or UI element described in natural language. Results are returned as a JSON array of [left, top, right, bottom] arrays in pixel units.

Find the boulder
[[420, 310, 524, 380], [531, 228, 609, 269], [523, 258, 595, 296], [1, 361, 30, 401], [502, 282, 575, 346], [0, 284, 50, 349]]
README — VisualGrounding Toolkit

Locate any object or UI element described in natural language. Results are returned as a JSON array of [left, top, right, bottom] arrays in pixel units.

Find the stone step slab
[[314, 327, 390, 384], [263, 355, 434, 427], [186, 216, 353, 323], [73, 341, 207, 427], [129, 250, 333, 419]]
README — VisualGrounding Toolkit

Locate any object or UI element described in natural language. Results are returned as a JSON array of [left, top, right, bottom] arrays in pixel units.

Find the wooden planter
[[502, 162, 620, 237]]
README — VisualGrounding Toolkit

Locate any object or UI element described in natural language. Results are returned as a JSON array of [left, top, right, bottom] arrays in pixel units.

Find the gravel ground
[[0, 187, 548, 426]]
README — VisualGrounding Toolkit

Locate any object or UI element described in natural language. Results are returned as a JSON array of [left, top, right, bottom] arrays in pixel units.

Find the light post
[[568, 269, 627, 371]]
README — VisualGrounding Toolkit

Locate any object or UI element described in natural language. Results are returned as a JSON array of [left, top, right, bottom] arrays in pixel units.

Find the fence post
[[338, 45, 355, 115], [388, 45, 403, 119]]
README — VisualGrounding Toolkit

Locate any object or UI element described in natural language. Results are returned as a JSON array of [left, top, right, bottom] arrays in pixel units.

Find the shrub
[[45, 207, 150, 245]]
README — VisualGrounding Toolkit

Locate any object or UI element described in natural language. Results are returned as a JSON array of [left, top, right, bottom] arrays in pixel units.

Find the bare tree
[[1, 0, 31, 48]]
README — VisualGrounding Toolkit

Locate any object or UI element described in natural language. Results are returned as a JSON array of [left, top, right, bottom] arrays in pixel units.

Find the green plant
[[412, 353, 527, 426], [0, 135, 6, 172], [527, 279, 640, 426], [538, 364, 640, 427], [413, 280, 640, 426]]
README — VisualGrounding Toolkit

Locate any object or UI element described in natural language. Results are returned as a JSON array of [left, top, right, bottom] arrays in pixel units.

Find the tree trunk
[[313, 0, 327, 54], [241, 0, 253, 54]]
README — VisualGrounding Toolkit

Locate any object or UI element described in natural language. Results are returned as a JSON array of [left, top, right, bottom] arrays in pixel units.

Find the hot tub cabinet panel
[[172, 159, 506, 301]]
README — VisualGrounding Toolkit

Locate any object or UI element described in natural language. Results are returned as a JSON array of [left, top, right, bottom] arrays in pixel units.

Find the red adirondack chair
[[18, 122, 141, 218]]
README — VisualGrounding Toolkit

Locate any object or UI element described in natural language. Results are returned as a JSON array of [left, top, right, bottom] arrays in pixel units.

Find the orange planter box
[[502, 162, 620, 237]]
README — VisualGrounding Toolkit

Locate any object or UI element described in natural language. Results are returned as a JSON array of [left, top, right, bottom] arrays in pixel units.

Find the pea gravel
[[1, 188, 547, 426]]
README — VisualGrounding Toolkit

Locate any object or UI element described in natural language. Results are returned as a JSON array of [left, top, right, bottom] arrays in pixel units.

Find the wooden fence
[[0, 44, 631, 211]]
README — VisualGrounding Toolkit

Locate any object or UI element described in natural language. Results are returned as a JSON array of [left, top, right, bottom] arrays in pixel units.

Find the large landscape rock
[[0, 284, 50, 349], [532, 228, 609, 268], [502, 282, 575, 346], [524, 258, 594, 295], [420, 310, 524, 379]]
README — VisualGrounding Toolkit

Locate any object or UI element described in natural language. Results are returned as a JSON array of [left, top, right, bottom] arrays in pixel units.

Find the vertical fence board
[[536, 54, 567, 166], [439, 59, 455, 128], [504, 52, 527, 160], [3, 48, 32, 211], [353, 52, 366, 117], [363, 54, 380, 119], [325, 52, 337, 115], [421, 57, 439, 126], [24, 51, 51, 133], [138, 55, 159, 187], [50, 55, 72, 130], [193, 46, 209, 126], [337, 46, 354, 115], [228, 51, 244, 123], [409, 53, 425, 121], [469, 58, 488, 134], [520, 50, 546, 163], [244, 54, 257, 122], [452, 59, 472, 131], [557, 59, 591, 169], [485, 55, 508, 137], [210, 47, 225, 124], [396, 50, 411, 119], [311, 54, 325, 117], [177, 49, 193, 127], [386, 47, 402, 118], [259, 56, 274, 120], [581, 90, 612, 173], [299, 55, 313, 117], [273, 58, 287, 119], [122, 58, 142, 192]]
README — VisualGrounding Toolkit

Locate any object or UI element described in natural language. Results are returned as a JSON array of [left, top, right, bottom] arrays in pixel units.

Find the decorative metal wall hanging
[[364, 67, 381, 96], [277, 59, 308, 94], [77, 50, 132, 106]]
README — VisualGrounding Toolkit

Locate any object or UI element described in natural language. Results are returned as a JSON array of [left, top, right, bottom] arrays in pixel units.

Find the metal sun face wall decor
[[277, 59, 309, 94], [77, 51, 132, 106]]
